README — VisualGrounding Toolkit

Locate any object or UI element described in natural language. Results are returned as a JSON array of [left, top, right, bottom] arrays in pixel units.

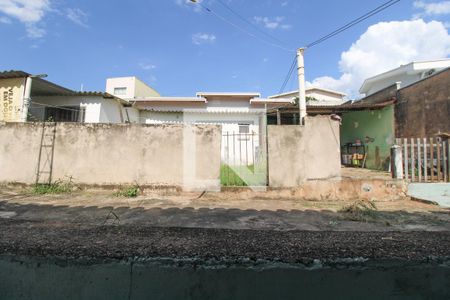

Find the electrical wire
[[278, 0, 401, 94], [305, 0, 401, 48], [215, 0, 292, 49], [193, 1, 294, 52], [278, 55, 297, 94]]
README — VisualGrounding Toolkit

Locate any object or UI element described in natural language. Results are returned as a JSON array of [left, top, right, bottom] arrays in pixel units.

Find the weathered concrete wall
[[396, 68, 450, 138], [268, 116, 341, 187], [0, 123, 221, 190]]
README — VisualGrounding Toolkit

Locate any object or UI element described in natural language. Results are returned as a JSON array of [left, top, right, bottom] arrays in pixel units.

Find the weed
[[33, 179, 73, 195], [114, 186, 139, 198], [338, 200, 379, 222]]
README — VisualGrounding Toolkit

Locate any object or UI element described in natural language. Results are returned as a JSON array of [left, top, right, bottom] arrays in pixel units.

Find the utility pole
[[297, 48, 307, 125], [21, 74, 47, 122], [21, 76, 33, 122]]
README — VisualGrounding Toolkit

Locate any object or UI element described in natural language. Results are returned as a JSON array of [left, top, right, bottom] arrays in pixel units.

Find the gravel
[[0, 219, 449, 264]]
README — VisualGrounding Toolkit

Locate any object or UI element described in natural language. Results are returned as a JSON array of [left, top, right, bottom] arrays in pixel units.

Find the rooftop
[[196, 92, 261, 98], [359, 58, 450, 94], [269, 87, 347, 99]]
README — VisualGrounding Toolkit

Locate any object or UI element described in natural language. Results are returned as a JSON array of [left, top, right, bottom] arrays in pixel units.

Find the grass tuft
[[338, 200, 378, 222], [114, 186, 139, 198], [33, 179, 73, 195]]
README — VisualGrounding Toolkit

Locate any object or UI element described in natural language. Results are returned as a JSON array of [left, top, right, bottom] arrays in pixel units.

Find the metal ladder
[[35, 122, 57, 185]]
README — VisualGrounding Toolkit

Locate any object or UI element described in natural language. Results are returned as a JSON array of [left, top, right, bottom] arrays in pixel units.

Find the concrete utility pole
[[21, 76, 33, 122], [297, 48, 307, 125], [21, 74, 47, 122]]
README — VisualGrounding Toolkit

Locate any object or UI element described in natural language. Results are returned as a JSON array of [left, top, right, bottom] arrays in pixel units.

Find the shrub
[[33, 179, 73, 195], [114, 186, 139, 198], [338, 200, 378, 222]]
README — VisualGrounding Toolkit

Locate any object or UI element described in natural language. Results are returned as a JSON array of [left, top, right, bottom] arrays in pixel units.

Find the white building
[[0, 70, 128, 123], [106, 77, 294, 166], [269, 87, 346, 106], [360, 59, 450, 96]]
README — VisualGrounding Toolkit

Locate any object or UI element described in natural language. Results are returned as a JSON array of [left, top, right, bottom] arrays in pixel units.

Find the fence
[[395, 138, 450, 182], [221, 132, 267, 187]]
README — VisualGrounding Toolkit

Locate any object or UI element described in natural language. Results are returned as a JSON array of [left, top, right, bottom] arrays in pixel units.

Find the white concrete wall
[[99, 99, 123, 123], [106, 77, 136, 99], [140, 111, 184, 124], [307, 90, 344, 102], [366, 73, 422, 96], [134, 78, 160, 98], [106, 77, 159, 99]]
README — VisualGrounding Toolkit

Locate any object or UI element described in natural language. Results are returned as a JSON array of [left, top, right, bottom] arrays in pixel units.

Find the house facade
[[340, 63, 450, 170], [0, 70, 128, 123], [269, 87, 346, 106]]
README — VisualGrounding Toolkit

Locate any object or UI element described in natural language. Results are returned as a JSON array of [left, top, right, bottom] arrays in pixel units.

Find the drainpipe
[[297, 48, 307, 125]]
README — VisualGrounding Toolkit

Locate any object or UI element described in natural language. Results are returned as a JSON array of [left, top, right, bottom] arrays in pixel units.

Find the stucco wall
[[341, 105, 395, 170], [0, 77, 25, 122], [268, 116, 341, 187], [0, 123, 221, 190]]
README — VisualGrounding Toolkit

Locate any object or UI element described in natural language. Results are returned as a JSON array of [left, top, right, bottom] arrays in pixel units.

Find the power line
[[191, 1, 294, 52], [278, 56, 297, 94], [305, 0, 401, 48], [215, 0, 292, 49], [278, 0, 401, 94]]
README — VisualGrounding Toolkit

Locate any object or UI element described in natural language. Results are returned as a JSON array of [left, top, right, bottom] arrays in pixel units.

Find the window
[[44, 106, 85, 123], [239, 124, 250, 134], [238, 124, 250, 140], [114, 87, 127, 95]]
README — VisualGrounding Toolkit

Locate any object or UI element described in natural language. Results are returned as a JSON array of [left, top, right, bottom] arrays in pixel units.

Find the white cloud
[[0, 0, 50, 38], [66, 8, 88, 28], [310, 19, 450, 98], [192, 32, 216, 45], [253, 16, 291, 30], [281, 1, 289, 7], [139, 62, 156, 70], [414, 1, 450, 16], [25, 23, 45, 38]]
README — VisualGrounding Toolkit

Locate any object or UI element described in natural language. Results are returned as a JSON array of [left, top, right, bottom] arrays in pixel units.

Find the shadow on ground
[[0, 197, 448, 232]]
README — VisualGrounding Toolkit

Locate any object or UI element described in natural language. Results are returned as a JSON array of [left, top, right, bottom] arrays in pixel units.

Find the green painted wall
[[341, 105, 395, 170]]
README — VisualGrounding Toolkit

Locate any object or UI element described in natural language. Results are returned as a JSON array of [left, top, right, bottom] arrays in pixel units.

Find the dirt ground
[[0, 185, 449, 262], [0, 185, 448, 231]]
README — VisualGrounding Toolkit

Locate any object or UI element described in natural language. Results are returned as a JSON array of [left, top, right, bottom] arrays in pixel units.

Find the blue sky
[[0, 0, 450, 98]]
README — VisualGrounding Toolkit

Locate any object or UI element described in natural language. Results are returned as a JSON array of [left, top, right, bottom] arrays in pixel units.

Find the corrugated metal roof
[[0, 70, 30, 79], [269, 99, 396, 115], [37, 91, 129, 105]]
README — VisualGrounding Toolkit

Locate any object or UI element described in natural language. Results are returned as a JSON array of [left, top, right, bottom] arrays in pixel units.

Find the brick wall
[[396, 68, 450, 138], [361, 84, 397, 104]]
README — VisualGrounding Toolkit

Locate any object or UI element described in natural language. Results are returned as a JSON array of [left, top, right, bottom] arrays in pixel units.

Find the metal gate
[[221, 131, 268, 187]]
